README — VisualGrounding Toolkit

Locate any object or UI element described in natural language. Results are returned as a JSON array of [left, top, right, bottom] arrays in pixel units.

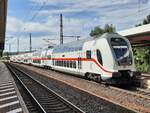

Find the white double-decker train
[[10, 33, 138, 84]]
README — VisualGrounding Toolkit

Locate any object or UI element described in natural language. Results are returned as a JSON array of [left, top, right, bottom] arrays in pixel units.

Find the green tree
[[136, 14, 150, 26], [133, 47, 150, 72], [90, 24, 115, 38], [134, 14, 150, 73], [104, 24, 115, 33], [90, 26, 104, 38], [143, 14, 150, 24], [135, 24, 142, 27], [143, 18, 148, 25]]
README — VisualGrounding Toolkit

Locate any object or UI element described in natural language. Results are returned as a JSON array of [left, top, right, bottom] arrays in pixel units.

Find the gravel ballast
[[13, 64, 135, 113]]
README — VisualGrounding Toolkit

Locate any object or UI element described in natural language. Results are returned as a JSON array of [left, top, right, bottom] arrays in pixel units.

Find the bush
[[133, 47, 150, 73]]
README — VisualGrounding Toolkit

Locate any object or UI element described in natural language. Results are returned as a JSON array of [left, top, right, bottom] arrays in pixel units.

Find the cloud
[[6, 17, 22, 33], [5, 35, 57, 52], [30, 0, 150, 30], [31, 0, 135, 15], [9, 0, 149, 34], [5, 0, 150, 52], [5, 15, 92, 52], [6, 14, 91, 36], [6, 16, 51, 33]]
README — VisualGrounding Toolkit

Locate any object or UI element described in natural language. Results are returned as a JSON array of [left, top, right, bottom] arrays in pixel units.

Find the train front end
[[106, 35, 139, 84]]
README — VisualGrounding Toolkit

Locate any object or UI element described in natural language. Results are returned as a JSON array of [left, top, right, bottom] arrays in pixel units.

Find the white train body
[[41, 49, 53, 68], [10, 33, 138, 84]]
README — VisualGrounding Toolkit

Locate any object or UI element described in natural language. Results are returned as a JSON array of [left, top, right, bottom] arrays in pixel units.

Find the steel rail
[[109, 86, 150, 100], [6, 64, 46, 113], [6, 63, 85, 113]]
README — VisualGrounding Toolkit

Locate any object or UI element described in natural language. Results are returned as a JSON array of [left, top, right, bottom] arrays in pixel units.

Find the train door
[[86, 50, 92, 71], [77, 52, 82, 74], [44, 50, 47, 66]]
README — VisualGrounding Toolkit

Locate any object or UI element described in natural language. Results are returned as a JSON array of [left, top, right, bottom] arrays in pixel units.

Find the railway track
[[101, 86, 150, 112], [8, 63, 150, 113], [136, 88, 150, 99], [108, 86, 150, 100], [6, 63, 85, 113]]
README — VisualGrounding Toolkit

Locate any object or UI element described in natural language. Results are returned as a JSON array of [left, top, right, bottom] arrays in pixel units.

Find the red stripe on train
[[53, 58, 112, 74], [31, 57, 112, 74]]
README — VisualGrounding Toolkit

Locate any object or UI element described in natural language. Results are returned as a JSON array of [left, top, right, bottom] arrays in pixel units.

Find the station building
[[119, 24, 150, 46]]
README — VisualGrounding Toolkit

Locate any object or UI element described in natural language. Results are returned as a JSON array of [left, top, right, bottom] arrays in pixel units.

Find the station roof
[[0, 0, 7, 51], [118, 24, 150, 46]]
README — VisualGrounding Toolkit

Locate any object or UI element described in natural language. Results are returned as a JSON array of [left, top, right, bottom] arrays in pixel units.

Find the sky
[[5, 0, 150, 52]]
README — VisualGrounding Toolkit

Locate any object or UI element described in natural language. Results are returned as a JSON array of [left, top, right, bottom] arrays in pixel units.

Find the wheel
[[85, 73, 101, 82], [95, 75, 101, 83], [85, 73, 91, 80]]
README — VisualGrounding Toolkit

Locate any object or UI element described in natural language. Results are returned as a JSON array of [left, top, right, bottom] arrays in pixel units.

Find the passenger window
[[70, 61, 73, 68], [64, 61, 67, 67], [56, 61, 58, 66], [59, 61, 60, 66], [61, 61, 63, 66], [62, 60, 65, 67], [86, 50, 91, 59], [57, 60, 60, 66], [96, 49, 103, 65], [73, 61, 76, 68], [53, 60, 55, 65], [67, 61, 69, 67]]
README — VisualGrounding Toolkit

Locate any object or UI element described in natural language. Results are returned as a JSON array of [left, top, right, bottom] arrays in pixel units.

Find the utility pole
[[60, 14, 63, 45], [59, 14, 80, 44], [17, 38, 19, 54], [30, 33, 32, 52]]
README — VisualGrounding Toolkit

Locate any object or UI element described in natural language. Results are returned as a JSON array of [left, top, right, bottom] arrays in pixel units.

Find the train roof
[[53, 38, 92, 53], [53, 33, 121, 53]]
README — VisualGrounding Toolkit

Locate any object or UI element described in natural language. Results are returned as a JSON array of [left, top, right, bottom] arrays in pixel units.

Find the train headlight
[[129, 71, 134, 77]]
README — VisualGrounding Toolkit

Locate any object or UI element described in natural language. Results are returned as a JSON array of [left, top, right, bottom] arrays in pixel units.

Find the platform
[[0, 61, 28, 113], [136, 73, 150, 89], [142, 73, 150, 76]]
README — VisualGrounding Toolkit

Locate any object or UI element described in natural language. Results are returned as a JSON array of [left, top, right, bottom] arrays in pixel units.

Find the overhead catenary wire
[[5, 0, 45, 47], [17, 0, 47, 35], [105, 6, 150, 25], [14, 1, 150, 37], [6, 0, 48, 52], [116, 6, 150, 19], [6, 0, 150, 52]]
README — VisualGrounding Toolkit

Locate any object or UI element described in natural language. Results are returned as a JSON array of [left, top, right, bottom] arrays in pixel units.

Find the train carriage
[[31, 51, 43, 67], [10, 33, 138, 84], [41, 49, 53, 69], [51, 33, 137, 84]]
